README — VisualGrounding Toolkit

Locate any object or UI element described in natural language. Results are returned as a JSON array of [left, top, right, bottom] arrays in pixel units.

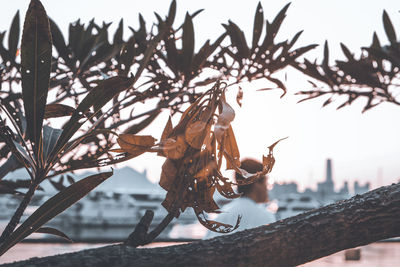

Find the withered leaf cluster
[[115, 82, 285, 232]]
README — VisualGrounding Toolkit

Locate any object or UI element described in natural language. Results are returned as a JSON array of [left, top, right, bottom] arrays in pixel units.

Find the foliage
[[0, 0, 313, 254], [295, 11, 400, 112], [115, 82, 286, 232]]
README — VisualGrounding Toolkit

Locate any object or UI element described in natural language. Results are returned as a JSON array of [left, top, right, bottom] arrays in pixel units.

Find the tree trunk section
[[3, 182, 400, 267]]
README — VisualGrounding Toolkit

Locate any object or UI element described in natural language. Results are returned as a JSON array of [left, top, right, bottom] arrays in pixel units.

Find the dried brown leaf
[[195, 209, 241, 233], [116, 139, 147, 157], [119, 134, 157, 147], [159, 159, 177, 191], [236, 86, 243, 107], [160, 116, 173, 142], [194, 160, 217, 179], [162, 135, 187, 159], [224, 125, 240, 169], [185, 121, 209, 149], [215, 176, 242, 199], [215, 92, 235, 141]]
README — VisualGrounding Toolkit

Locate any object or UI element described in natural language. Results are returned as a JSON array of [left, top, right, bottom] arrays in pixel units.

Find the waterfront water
[[1, 242, 399, 265]]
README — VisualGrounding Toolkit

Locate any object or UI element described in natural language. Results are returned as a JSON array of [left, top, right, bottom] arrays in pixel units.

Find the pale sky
[[1, 0, 400, 191]]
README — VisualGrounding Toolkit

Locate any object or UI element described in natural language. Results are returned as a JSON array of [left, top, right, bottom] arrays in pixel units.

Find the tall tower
[[317, 158, 335, 202], [326, 159, 333, 182]]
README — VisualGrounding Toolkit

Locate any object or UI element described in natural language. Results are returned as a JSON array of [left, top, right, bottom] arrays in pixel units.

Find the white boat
[[275, 193, 320, 220]]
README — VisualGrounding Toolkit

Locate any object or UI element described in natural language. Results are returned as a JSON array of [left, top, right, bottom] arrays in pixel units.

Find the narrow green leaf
[[42, 125, 62, 161], [227, 21, 249, 58], [261, 3, 290, 50], [12, 141, 35, 174], [49, 175, 66, 191], [271, 3, 291, 28], [323, 40, 329, 66], [49, 18, 70, 65], [182, 13, 195, 75], [119, 36, 136, 76], [0, 32, 10, 62], [66, 175, 75, 184], [133, 14, 170, 84], [288, 30, 303, 48], [8, 11, 20, 61], [165, 34, 180, 73], [44, 103, 75, 119], [190, 9, 204, 20], [48, 76, 133, 165], [192, 40, 210, 73], [124, 109, 161, 134], [192, 32, 226, 73], [0, 155, 22, 180], [252, 2, 264, 49], [0, 171, 113, 256], [113, 19, 124, 45], [167, 0, 177, 25], [265, 76, 287, 97], [36, 227, 72, 242], [371, 32, 381, 49], [383, 10, 397, 45], [21, 0, 52, 162], [340, 43, 354, 61]]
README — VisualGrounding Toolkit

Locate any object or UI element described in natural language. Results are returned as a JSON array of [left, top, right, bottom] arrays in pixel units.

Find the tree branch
[[3, 182, 400, 267]]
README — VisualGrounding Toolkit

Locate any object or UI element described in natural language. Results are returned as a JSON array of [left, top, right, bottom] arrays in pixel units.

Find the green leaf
[[383, 10, 397, 45], [48, 76, 133, 165], [252, 2, 264, 49], [323, 40, 329, 66], [36, 227, 72, 242], [49, 175, 66, 191], [190, 9, 204, 20], [182, 13, 195, 75], [0, 171, 113, 256], [0, 155, 22, 180], [133, 13, 170, 84], [288, 30, 303, 48], [66, 175, 75, 184], [0, 32, 9, 61], [265, 76, 287, 97], [119, 36, 136, 76], [340, 43, 354, 61], [8, 11, 20, 61], [261, 3, 290, 51], [42, 125, 62, 161], [49, 18, 70, 65], [113, 19, 124, 45], [371, 32, 381, 49], [225, 21, 249, 59], [195, 33, 226, 72], [124, 109, 161, 134], [44, 103, 75, 119], [21, 0, 52, 162], [167, 0, 177, 25]]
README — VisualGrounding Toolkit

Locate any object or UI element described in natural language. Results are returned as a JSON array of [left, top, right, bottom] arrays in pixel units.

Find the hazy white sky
[[1, 0, 400, 191]]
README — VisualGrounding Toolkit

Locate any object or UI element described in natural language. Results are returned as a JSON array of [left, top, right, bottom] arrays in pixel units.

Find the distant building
[[268, 182, 298, 200], [354, 181, 370, 195], [317, 158, 335, 197], [269, 159, 370, 219]]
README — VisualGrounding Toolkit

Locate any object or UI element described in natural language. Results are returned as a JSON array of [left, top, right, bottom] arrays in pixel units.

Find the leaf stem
[[0, 183, 37, 243], [124, 211, 175, 247]]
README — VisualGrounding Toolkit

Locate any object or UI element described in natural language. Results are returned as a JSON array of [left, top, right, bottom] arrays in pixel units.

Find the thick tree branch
[[3, 182, 400, 267]]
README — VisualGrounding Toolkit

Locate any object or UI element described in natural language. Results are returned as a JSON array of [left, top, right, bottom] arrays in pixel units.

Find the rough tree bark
[[3, 182, 400, 267]]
